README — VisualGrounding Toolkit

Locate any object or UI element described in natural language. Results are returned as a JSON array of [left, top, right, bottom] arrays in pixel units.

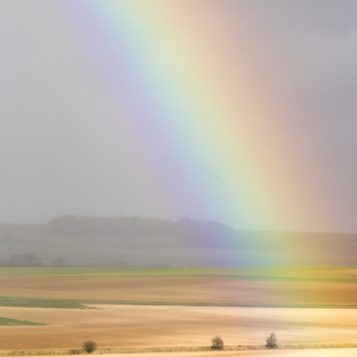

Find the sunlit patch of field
[[0, 305, 356, 351]]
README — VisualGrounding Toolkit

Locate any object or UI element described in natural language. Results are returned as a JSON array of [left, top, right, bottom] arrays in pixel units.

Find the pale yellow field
[[0, 305, 357, 351]]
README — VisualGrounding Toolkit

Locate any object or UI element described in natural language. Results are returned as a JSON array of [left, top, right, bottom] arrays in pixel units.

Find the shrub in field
[[266, 333, 278, 349], [211, 336, 224, 350], [83, 341, 97, 354]]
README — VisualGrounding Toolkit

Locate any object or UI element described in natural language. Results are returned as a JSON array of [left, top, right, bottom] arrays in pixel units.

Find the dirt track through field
[[0, 305, 357, 350], [6, 350, 357, 357], [41, 351, 357, 357]]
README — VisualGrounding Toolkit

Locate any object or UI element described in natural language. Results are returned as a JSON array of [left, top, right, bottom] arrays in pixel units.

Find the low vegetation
[[0, 296, 85, 309], [0, 317, 44, 326], [69, 349, 81, 355]]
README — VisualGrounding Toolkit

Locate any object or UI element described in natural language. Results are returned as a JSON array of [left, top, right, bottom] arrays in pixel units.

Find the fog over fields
[[0, 216, 356, 267]]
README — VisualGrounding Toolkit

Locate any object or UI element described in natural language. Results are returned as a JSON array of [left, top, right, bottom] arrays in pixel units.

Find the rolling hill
[[0, 215, 356, 267]]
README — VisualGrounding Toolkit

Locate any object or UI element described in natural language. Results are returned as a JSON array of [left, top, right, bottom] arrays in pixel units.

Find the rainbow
[[58, 1, 332, 255]]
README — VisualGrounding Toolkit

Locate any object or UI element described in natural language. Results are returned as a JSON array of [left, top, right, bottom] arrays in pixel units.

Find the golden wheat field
[[1, 305, 357, 351], [0, 268, 356, 356]]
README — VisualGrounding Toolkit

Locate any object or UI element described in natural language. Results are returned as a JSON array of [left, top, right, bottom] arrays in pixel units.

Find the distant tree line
[[48, 215, 238, 249], [48, 215, 176, 237], [0, 253, 66, 267], [0, 252, 135, 268]]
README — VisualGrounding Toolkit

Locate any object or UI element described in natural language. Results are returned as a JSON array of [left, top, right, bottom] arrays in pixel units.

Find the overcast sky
[[0, 0, 356, 232]]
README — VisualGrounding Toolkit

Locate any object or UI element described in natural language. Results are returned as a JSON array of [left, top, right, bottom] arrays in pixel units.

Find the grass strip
[[0, 296, 85, 309], [1, 296, 356, 309], [0, 317, 44, 326], [83, 299, 357, 309]]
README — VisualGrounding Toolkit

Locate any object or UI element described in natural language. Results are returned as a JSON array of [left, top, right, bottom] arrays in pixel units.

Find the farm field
[[1, 267, 357, 307], [0, 305, 357, 351], [0, 267, 356, 355]]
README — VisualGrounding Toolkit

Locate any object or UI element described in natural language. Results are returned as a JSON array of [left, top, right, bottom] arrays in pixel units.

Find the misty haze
[[0, 215, 356, 267], [1, 1, 357, 357]]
